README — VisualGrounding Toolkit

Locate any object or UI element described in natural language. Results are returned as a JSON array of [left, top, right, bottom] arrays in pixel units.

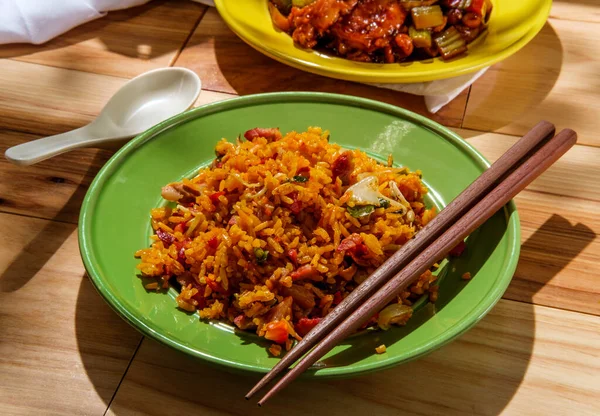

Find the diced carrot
[[264, 320, 290, 344]]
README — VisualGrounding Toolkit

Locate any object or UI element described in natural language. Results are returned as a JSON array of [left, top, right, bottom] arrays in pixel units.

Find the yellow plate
[[214, 0, 552, 83]]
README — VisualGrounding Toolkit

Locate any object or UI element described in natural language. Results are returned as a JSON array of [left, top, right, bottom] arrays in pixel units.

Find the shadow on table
[[0, 0, 192, 63], [460, 22, 564, 132], [0, 150, 112, 292], [210, 29, 463, 126], [75, 214, 593, 415]]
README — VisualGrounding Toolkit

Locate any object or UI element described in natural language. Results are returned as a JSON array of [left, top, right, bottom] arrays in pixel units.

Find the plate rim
[[79, 92, 520, 376], [214, 0, 552, 83]]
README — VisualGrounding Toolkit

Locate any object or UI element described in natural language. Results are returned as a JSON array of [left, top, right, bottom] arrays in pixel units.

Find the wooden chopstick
[[245, 121, 555, 400], [256, 128, 577, 406]]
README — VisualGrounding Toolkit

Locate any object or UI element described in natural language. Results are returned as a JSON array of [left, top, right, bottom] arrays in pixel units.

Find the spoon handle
[[5, 126, 100, 166]]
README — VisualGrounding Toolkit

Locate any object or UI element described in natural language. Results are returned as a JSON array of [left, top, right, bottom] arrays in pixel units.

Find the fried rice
[[135, 127, 438, 355]]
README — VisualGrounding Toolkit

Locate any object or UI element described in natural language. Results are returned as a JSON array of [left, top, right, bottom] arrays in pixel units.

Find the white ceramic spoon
[[5, 67, 202, 166]]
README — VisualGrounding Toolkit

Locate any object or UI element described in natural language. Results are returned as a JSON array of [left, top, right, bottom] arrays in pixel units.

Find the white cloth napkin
[[369, 67, 489, 113], [0, 0, 150, 45], [0, 0, 482, 113]]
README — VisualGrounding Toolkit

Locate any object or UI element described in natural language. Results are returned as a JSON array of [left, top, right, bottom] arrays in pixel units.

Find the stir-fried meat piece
[[290, 264, 320, 281], [329, 0, 406, 59], [331, 151, 354, 184], [290, 0, 358, 49], [161, 183, 200, 203], [243, 127, 282, 142], [337, 233, 370, 265], [281, 284, 316, 309]]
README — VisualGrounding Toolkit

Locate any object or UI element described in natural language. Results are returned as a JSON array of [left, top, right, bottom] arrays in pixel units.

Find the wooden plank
[[107, 300, 600, 416], [511, 191, 599, 315], [0, 212, 142, 415], [454, 128, 600, 315], [175, 9, 468, 128], [551, 0, 600, 23], [0, 0, 206, 79], [0, 129, 113, 224], [456, 129, 600, 202], [0, 91, 236, 224], [0, 60, 127, 136], [463, 20, 600, 147]]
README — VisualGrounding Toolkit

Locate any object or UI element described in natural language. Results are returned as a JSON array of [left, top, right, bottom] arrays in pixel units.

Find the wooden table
[[0, 1, 598, 415]]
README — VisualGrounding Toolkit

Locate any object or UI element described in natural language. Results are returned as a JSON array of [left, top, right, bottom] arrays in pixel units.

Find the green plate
[[79, 92, 520, 377]]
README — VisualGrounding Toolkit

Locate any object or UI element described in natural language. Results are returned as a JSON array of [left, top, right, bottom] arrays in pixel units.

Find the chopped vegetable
[[271, 0, 292, 11], [268, 3, 290, 32], [377, 304, 413, 330], [378, 198, 391, 209], [483, 0, 493, 22], [254, 247, 269, 264], [293, 175, 309, 183], [333, 291, 343, 305], [347, 205, 375, 218], [344, 176, 402, 209], [207, 236, 219, 249], [449, 240, 466, 257], [264, 320, 290, 344], [289, 192, 302, 215], [408, 25, 432, 48], [462, 272, 472, 280], [375, 344, 387, 354], [292, 0, 316, 7], [209, 191, 225, 204], [411, 6, 444, 29], [466, 0, 487, 18], [400, 0, 438, 10], [295, 317, 321, 336], [434, 26, 467, 60], [442, 0, 472, 9], [287, 248, 298, 264]]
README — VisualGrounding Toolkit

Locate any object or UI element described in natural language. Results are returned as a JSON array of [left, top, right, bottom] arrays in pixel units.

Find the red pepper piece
[[466, 0, 486, 16], [209, 191, 225, 204], [208, 236, 219, 249], [449, 240, 466, 257], [287, 248, 298, 264], [155, 229, 175, 247], [333, 291, 342, 305], [332, 152, 353, 179], [295, 317, 321, 337]]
